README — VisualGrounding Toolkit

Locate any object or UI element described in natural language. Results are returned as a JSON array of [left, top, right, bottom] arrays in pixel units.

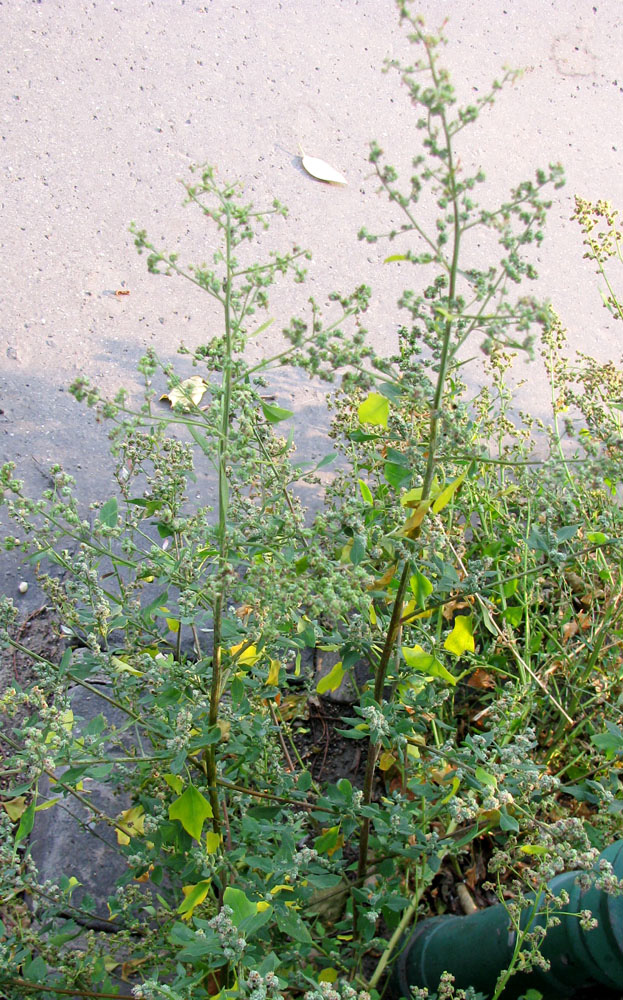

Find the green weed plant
[[1, 5, 623, 999]]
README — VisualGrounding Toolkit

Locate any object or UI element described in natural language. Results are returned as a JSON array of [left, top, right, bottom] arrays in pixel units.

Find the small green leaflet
[[410, 570, 433, 610], [261, 401, 294, 424], [499, 808, 519, 832], [587, 530, 608, 545], [164, 773, 185, 795], [384, 462, 412, 489], [188, 425, 212, 456], [475, 766, 497, 788], [98, 498, 118, 528], [349, 536, 366, 565], [444, 615, 475, 656], [15, 798, 36, 846], [168, 784, 213, 841], [358, 392, 389, 427], [358, 479, 373, 504], [276, 907, 313, 943]]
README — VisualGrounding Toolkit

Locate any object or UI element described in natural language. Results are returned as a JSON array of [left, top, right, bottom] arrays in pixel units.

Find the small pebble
[[18, 581, 28, 594]]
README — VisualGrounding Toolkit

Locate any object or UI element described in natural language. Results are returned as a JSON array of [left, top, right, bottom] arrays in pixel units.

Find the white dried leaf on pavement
[[301, 154, 347, 185]]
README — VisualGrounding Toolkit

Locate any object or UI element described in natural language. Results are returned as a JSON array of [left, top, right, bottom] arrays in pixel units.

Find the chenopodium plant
[[0, 3, 581, 999], [319, 0, 565, 911], [0, 167, 377, 997]]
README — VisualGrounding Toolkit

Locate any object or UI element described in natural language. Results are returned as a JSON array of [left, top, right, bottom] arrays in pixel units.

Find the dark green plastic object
[[390, 840, 623, 1000]]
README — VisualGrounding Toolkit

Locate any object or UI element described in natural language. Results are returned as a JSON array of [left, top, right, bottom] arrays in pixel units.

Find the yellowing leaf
[[111, 655, 144, 677], [169, 784, 213, 841], [402, 645, 457, 686], [402, 599, 432, 621], [432, 472, 467, 514], [441, 776, 461, 804], [35, 797, 61, 812], [133, 864, 154, 883], [230, 642, 261, 666], [401, 478, 440, 508], [301, 154, 347, 186], [3, 796, 28, 822], [269, 884, 294, 895], [60, 709, 74, 733], [121, 957, 151, 982], [177, 879, 212, 920], [267, 659, 281, 686], [401, 486, 423, 507], [319, 969, 339, 984], [400, 500, 432, 537], [160, 376, 208, 410], [116, 805, 145, 846], [317, 660, 344, 694], [205, 832, 222, 854], [379, 752, 396, 771], [358, 392, 389, 427], [257, 900, 272, 913], [444, 615, 475, 656], [315, 825, 343, 856], [367, 563, 397, 592]]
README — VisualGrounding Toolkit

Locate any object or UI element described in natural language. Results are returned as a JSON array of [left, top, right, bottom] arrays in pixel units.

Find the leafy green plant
[[1, 5, 623, 1000]]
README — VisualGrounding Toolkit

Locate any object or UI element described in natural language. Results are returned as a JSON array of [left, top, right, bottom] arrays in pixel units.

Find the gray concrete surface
[[30, 681, 150, 930], [2, 0, 623, 613]]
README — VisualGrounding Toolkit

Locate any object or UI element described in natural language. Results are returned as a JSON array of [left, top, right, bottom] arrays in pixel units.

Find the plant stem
[[206, 207, 237, 838], [355, 26, 462, 917], [4, 980, 136, 1000]]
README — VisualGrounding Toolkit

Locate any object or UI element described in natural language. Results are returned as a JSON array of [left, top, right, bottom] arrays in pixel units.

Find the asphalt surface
[[2, 0, 623, 611]]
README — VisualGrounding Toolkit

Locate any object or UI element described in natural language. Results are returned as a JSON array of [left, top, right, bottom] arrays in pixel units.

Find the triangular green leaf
[[444, 615, 475, 656], [261, 401, 294, 424], [98, 498, 118, 528], [223, 886, 258, 926], [168, 784, 213, 841], [275, 907, 313, 943]]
